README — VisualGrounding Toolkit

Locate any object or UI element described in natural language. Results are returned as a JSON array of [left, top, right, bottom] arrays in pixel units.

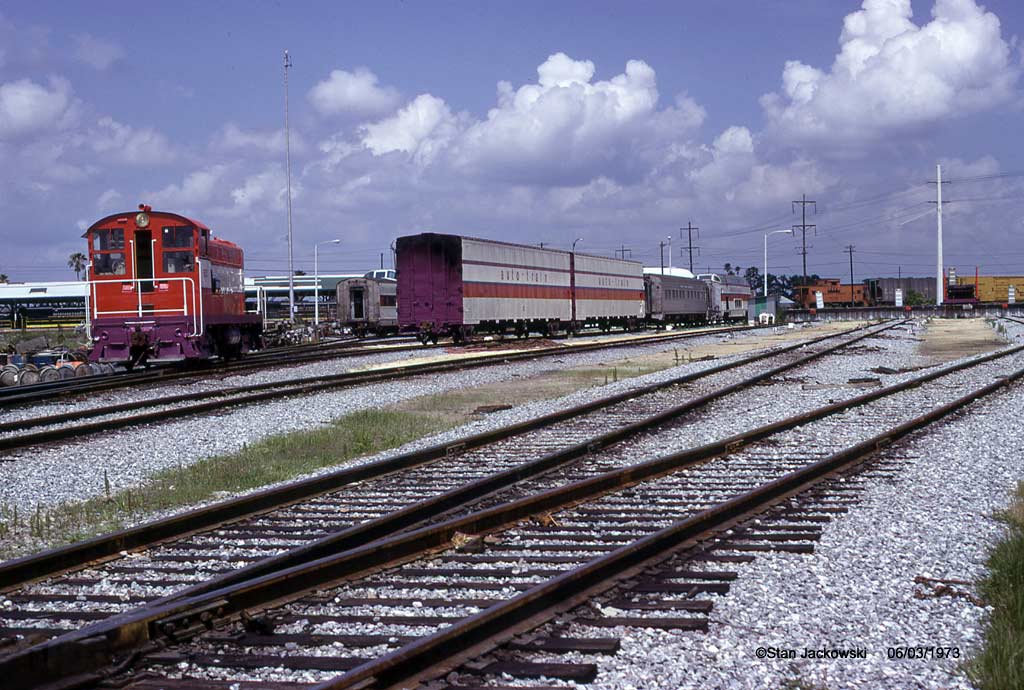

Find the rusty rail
[[6, 329, 1017, 690], [0, 322, 887, 591]]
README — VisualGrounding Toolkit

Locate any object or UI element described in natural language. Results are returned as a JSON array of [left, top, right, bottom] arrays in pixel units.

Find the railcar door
[[350, 287, 365, 320]]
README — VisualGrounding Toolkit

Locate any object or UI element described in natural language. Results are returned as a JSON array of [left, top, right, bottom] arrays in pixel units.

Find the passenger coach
[[86, 205, 262, 366], [396, 233, 644, 342]]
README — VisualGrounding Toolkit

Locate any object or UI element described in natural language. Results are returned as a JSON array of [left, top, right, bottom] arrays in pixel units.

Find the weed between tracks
[[0, 342, 744, 559], [969, 481, 1024, 690], [0, 410, 455, 558]]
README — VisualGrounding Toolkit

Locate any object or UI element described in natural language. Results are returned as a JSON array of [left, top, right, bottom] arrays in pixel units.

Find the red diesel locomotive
[[85, 205, 262, 366]]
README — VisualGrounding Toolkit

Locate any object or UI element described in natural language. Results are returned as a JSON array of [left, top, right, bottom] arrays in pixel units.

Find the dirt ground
[[392, 322, 873, 423], [917, 317, 1006, 361], [353, 323, 865, 373]]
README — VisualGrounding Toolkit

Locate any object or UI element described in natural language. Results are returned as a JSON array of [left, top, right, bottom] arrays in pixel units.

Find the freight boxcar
[[396, 233, 644, 343]]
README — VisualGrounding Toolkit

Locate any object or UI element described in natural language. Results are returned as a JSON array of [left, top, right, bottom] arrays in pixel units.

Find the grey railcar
[[336, 277, 398, 336]]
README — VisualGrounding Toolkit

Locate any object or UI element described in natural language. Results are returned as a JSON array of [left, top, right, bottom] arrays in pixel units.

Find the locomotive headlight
[[135, 212, 150, 228]]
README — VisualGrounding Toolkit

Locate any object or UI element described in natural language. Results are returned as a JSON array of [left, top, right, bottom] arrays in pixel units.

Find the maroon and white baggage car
[[396, 233, 644, 343]]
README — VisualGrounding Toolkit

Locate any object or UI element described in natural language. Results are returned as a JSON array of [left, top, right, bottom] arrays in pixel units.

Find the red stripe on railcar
[[463, 283, 570, 300], [464, 282, 642, 301]]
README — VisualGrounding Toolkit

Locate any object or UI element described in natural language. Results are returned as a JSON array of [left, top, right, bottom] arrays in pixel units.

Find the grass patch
[[969, 481, 1024, 690], [0, 345, 691, 559], [397, 355, 681, 420], [0, 409, 457, 558]]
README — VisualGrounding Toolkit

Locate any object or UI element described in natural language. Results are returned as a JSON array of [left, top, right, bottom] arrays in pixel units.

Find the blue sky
[[2, 0, 1023, 282]]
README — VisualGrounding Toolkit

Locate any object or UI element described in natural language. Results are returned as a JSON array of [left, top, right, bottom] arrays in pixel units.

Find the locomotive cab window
[[163, 251, 195, 274], [92, 228, 125, 251], [94, 252, 127, 276], [162, 226, 193, 248]]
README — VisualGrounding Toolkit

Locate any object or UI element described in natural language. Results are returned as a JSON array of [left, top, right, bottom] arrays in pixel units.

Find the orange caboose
[[85, 205, 262, 366]]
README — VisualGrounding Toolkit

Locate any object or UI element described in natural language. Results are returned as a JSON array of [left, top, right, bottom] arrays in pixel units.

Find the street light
[[764, 229, 794, 297], [572, 237, 583, 252], [667, 236, 673, 273], [314, 239, 341, 334]]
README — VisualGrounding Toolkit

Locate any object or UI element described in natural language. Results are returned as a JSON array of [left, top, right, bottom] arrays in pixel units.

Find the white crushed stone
[[576, 324, 1023, 690], [0, 326, 846, 517]]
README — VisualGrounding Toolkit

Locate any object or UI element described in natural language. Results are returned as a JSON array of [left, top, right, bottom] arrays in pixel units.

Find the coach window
[[94, 252, 127, 275]]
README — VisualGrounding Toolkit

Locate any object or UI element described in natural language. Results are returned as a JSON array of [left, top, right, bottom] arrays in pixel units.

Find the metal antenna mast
[[284, 49, 296, 323], [792, 193, 816, 288], [927, 163, 948, 305]]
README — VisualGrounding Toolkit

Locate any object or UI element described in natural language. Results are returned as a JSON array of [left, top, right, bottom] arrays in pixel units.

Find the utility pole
[[845, 245, 856, 307], [792, 194, 817, 289], [928, 163, 948, 305], [284, 49, 296, 323], [681, 222, 699, 273], [614, 245, 632, 260], [659, 241, 666, 275]]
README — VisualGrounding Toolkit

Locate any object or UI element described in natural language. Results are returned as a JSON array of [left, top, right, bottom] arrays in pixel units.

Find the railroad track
[[0, 326, 752, 408], [0, 336, 420, 408], [83, 338, 1023, 690], [0, 325, 756, 455], [0, 322, 902, 672]]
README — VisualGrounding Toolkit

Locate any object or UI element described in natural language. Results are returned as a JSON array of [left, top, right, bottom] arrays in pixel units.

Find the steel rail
[[4, 330, 1014, 690], [321, 350, 1024, 690], [0, 339, 423, 408], [0, 326, 755, 452], [136, 320, 898, 605], [0, 322, 888, 591], [0, 326, 750, 408]]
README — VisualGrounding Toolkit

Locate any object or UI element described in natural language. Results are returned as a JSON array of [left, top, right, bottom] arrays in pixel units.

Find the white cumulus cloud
[[96, 188, 122, 210], [225, 166, 289, 216], [147, 166, 228, 209], [72, 33, 124, 70], [308, 67, 401, 117], [0, 76, 75, 138], [452, 52, 703, 186], [212, 122, 304, 156], [761, 0, 1021, 145], [361, 93, 459, 163], [89, 117, 176, 165]]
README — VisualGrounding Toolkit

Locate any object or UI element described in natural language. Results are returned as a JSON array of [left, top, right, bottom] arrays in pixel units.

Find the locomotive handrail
[[87, 276, 198, 336], [194, 257, 206, 337]]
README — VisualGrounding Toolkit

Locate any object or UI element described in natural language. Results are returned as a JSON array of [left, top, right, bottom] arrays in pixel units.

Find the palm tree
[[0, 273, 8, 283], [68, 252, 87, 281]]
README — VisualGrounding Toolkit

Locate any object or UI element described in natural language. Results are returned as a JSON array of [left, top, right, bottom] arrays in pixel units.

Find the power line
[[680, 222, 699, 272], [845, 245, 856, 306]]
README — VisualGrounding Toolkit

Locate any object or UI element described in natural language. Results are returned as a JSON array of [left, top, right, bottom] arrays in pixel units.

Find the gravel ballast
[[0, 325, 863, 514], [578, 339, 1022, 689]]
